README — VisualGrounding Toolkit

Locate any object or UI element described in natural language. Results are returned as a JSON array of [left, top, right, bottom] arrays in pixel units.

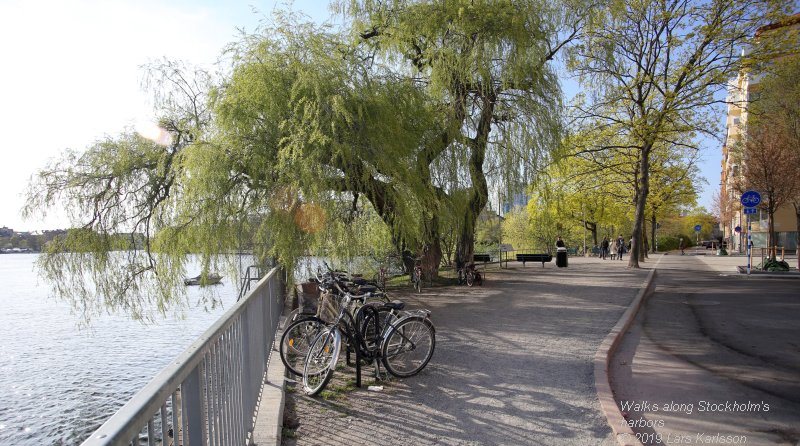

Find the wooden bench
[[473, 254, 491, 263], [516, 253, 553, 267]]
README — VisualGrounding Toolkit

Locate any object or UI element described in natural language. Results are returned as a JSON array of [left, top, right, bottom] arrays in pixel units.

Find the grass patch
[[282, 427, 297, 439]]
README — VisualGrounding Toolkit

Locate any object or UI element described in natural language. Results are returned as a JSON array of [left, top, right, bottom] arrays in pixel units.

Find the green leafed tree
[[22, 1, 590, 320], [336, 0, 593, 266], [567, 0, 791, 268]]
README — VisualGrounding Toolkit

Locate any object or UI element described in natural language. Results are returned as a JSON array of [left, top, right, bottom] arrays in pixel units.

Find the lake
[[0, 254, 241, 445]]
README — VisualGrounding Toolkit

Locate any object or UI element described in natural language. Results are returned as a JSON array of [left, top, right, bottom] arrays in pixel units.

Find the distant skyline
[[1, 0, 722, 232]]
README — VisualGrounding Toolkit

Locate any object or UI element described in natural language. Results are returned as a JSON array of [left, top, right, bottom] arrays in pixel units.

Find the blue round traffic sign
[[740, 190, 762, 207], [694, 224, 702, 232], [735, 226, 741, 233]]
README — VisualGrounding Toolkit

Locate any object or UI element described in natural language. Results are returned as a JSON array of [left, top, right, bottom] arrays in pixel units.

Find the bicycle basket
[[296, 282, 320, 314]]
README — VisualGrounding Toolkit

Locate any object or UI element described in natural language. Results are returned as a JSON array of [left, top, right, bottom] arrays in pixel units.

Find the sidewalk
[[609, 255, 800, 446], [277, 256, 652, 446]]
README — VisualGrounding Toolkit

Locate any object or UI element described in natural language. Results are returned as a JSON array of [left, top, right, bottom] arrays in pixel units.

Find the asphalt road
[[611, 255, 800, 446]]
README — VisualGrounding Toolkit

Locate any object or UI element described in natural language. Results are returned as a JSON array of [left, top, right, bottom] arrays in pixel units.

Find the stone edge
[[250, 335, 287, 445], [594, 264, 659, 446]]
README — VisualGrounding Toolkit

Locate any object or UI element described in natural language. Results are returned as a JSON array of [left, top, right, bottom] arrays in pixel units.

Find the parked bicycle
[[457, 262, 482, 287], [280, 267, 388, 377], [302, 279, 436, 396], [405, 256, 424, 293]]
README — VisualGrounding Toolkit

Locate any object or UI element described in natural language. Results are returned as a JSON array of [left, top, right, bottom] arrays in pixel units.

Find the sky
[[0, 0, 722, 232]]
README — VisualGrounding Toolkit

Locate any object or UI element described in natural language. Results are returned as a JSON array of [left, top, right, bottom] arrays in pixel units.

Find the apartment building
[[720, 13, 800, 252]]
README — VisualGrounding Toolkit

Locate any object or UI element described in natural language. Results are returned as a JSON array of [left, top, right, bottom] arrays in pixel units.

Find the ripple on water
[[0, 254, 239, 446]]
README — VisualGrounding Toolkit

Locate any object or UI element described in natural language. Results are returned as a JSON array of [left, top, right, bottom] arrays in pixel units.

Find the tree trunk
[[650, 212, 658, 253], [422, 214, 443, 279], [586, 221, 598, 248], [640, 222, 647, 261], [456, 92, 493, 268], [768, 205, 777, 261], [628, 145, 651, 268]]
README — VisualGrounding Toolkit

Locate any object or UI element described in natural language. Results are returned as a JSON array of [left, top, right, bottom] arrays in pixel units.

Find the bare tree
[[738, 124, 800, 260]]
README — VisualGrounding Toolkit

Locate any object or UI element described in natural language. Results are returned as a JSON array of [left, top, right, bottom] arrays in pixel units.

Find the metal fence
[[80, 266, 285, 446]]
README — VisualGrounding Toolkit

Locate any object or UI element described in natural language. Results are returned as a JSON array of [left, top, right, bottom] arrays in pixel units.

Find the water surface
[[0, 254, 238, 445]]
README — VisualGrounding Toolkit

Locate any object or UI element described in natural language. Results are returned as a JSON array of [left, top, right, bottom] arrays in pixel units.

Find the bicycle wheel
[[381, 317, 435, 377], [280, 317, 325, 376], [303, 327, 341, 395], [280, 307, 303, 330], [466, 270, 475, 287]]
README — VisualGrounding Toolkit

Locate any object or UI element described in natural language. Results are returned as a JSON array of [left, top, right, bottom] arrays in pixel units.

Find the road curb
[[594, 265, 658, 446]]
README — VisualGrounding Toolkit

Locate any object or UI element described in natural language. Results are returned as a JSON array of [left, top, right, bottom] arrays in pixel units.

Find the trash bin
[[556, 247, 568, 268], [296, 282, 320, 314]]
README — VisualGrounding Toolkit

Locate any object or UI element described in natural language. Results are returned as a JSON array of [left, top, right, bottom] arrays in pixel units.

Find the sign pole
[[747, 213, 752, 275], [740, 190, 762, 275]]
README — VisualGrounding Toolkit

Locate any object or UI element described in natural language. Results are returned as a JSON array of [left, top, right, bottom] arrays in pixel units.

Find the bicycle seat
[[354, 285, 378, 294], [384, 300, 405, 311]]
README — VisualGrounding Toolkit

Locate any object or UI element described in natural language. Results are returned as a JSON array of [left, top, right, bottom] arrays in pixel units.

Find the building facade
[[720, 14, 800, 253]]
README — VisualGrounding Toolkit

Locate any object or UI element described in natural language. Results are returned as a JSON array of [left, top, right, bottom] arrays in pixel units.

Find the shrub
[[758, 259, 790, 271], [657, 234, 694, 251]]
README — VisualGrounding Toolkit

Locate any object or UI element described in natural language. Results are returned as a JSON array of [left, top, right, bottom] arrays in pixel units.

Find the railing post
[[182, 366, 207, 445], [79, 266, 284, 446]]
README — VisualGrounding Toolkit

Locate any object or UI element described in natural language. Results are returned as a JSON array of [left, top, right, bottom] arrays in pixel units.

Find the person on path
[[679, 237, 686, 255], [600, 237, 610, 260], [616, 235, 626, 261], [610, 241, 617, 260]]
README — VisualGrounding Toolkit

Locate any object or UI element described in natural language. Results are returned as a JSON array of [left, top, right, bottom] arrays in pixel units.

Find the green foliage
[[679, 208, 718, 242], [657, 234, 693, 252], [566, 0, 789, 266], [525, 188, 582, 252], [758, 259, 790, 271], [501, 207, 532, 250], [23, 2, 581, 321], [475, 210, 502, 250]]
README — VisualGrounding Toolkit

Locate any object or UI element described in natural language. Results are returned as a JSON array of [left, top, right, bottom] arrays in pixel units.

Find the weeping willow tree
[[212, 17, 446, 274], [23, 59, 229, 322], [24, 1, 588, 320], [336, 0, 592, 266]]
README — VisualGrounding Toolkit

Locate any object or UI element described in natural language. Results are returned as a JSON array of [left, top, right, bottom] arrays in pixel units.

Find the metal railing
[[81, 266, 285, 446], [237, 265, 264, 301]]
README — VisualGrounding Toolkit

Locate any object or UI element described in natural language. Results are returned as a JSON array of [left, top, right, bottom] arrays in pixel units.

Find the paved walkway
[[281, 256, 651, 446], [610, 254, 800, 446]]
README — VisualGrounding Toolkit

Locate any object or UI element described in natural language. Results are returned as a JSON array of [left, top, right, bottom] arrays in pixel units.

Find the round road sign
[[694, 224, 702, 232], [740, 190, 762, 207]]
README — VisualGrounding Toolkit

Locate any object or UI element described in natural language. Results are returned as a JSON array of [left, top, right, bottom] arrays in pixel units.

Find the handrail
[[81, 266, 285, 446], [237, 264, 263, 301]]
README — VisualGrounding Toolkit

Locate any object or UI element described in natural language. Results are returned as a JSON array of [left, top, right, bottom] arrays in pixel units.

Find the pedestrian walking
[[610, 241, 617, 260], [601, 236, 610, 260], [616, 235, 626, 261], [679, 237, 686, 255]]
